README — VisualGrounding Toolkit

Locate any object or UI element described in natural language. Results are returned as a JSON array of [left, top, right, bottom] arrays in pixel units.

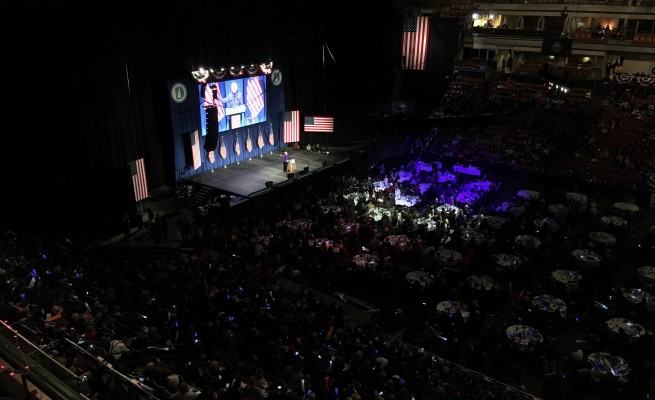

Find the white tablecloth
[[468, 275, 500, 291], [588, 352, 630, 377], [461, 229, 485, 244], [456, 191, 479, 204], [494, 253, 523, 271], [437, 171, 457, 183], [352, 253, 379, 268], [517, 189, 540, 200], [373, 180, 392, 192], [385, 235, 411, 249], [506, 325, 543, 347], [572, 249, 602, 267], [435, 249, 463, 266], [287, 219, 311, 231], [436, 300, 469, 319], [406, 271, 435, 287], [548, 203, 569, 217], [415, 160, 433, 173], [637, 266, 655, 283], [606, 318, 646, 338], [600, 215, 627, 228], [514, 234, 541, 250], [551, 269, 583, 285], [589, 231, 616, 246], [485, 215, 508, 229], [566, 192, 588, 206], [534, 217, 560, 232], [398, 171, 413, 183], [613, 202, 639, 214], [532, 295, 567, 317]]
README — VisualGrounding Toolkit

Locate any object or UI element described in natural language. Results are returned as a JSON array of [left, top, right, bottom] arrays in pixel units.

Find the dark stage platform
[[183, 144, 367, 199]]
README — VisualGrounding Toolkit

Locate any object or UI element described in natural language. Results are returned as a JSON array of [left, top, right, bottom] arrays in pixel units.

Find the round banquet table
[[532, 294, 567, 317], [551, 269, 582, 289], [620, 287, 652, 305], [566, 192, 588, 206], [435, 249, 463, 267], [534, 217, 560, 232], [287, 219, 311, 231], [517, 189, 540, 200], [461, 228, 485, 245], [436, 300, 469, 319], [587, 352, 630, 377], [572, 249, 602, 267], [589, 231, 616, 246], [313, 238, 333, 248], [456, 191, 479, 205], [468, 275, 500, 291], [485, 215, 508, 230], [514, 234, 541, 250], [637, 266, 655, 284], [613, 202, 639, 214], [352, 253, 379, 269], [494, 253, 523, 272], [606, 318, 646, 339], [384, 234, 411, 250], [505, 324, 543, 348], [548, 203, 569, 217], [600, 215, 627, 229], [406, 271, 435, 287], [320, 205, 342, 214]]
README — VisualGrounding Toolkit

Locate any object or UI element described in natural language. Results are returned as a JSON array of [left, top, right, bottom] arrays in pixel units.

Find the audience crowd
[[1, 73, 655, 400]]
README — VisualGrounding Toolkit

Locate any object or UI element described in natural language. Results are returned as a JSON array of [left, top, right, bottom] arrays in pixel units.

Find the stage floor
[[183, 145, 366, 198]]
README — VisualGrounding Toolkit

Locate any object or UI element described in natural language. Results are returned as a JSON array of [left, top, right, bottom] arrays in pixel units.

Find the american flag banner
[[402, 16, 429, 71], [268, 123, 275, 145], [304, 116, 334, 133], [257, 126, 264, 149], [246, 130, 253, 152], [282, 110, 300, 143], [234, 135, 241, 156], [128, 158, 149, 202], [219, 136, 227, 159], [246, 77, 264, 117], [191, 130, 202, 170], [204, 83, 226, 121]]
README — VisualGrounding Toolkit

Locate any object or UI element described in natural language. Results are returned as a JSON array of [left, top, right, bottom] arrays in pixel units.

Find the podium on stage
[[288, 159, 296, 173], [226, 105, 246, 129]]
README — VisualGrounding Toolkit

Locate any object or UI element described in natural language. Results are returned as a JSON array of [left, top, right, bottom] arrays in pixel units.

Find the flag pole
[[322, 39, 328, 152]]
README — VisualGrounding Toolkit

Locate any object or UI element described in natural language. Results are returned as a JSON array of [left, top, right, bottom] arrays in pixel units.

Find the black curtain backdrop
[[2, 0, 402, 236]]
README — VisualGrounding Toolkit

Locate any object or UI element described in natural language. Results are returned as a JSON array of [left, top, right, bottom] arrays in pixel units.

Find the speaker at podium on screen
[[226, 105, 246, 129]]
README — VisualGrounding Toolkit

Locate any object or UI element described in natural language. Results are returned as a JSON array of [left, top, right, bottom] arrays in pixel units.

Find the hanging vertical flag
[[191, 130, 202, 170], [268, 122, 275, 145], [246, 77, 264, 117], [246, 130, 253, 152], [234, 134, 241, 156], [219, 136, 227, 159], [257, 126, 265, 149], [128, 158, 149, 202], [304, 116, 334, 133], [402, 16, 429, 71], [282, 110, 300, 143]]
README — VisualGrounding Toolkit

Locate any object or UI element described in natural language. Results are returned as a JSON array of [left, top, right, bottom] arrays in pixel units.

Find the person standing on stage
[[281, 151, 290, 172]]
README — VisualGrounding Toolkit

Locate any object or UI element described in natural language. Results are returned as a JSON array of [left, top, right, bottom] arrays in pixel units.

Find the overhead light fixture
[[192, 59, 273, 81], [260, 61, 273, 74], [210, 67, 227, 80], [191, 68, 209, 83]]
